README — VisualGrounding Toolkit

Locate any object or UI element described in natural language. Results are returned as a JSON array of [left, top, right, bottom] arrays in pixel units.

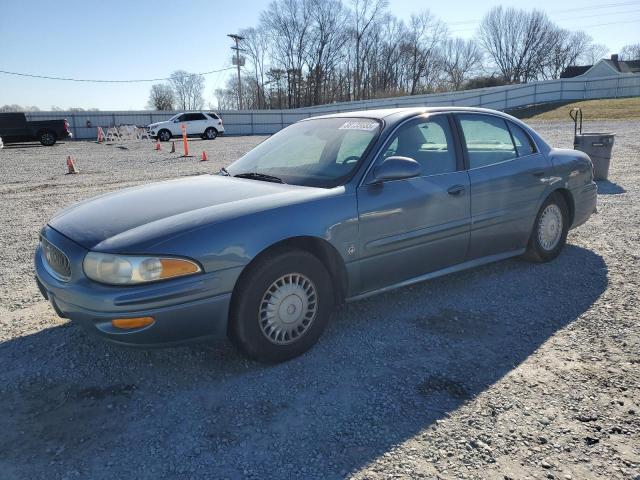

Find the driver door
[[356, 114, 471, 293]]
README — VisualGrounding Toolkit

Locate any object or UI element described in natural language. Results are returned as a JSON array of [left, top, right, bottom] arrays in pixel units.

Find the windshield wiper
[[219, 166, 230, 176], [233, 172, 286, 184]]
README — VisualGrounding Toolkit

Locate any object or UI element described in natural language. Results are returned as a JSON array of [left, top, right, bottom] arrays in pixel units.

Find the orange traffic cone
[[201, 151, 208, 162], [170, 141, 175, 153], [66, 156, 79, 174], [97, 127, 104, 144], [155, 140, 161, 151]]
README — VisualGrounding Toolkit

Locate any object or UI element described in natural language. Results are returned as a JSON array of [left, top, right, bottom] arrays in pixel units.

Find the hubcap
[[538, 204, 563, 251], [258, 273, 318, 345], [207, 129, 215, 139]]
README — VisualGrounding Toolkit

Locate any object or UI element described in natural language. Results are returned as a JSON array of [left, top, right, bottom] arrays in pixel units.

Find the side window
[[458, 114, 517, 169], [183, 113, 204, 121], [208, 113, 219, 120], [175, 114, 186, 122], [508, 122, 537, 157], [381, 115, 457, 176]]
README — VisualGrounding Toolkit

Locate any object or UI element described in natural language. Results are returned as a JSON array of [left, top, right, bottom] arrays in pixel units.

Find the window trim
[[361, 112, 462, 185], [453, 112, 521, 171], [505, 120, 538, 158]]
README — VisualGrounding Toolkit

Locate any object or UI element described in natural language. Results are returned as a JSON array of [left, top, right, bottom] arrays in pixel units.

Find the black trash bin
[[570, 108, 615, 181]]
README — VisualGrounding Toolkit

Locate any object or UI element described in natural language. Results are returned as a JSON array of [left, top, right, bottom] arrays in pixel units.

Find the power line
[[449, 8, 640, 33], [0, 67, 234, 83], [446, 0, 640, 26]]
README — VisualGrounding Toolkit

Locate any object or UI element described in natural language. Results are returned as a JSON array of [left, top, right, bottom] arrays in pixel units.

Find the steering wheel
[[341, 155, 360, 165]]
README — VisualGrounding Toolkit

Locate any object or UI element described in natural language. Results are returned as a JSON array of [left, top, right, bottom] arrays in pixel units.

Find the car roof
[[304, 106, 518, 124]]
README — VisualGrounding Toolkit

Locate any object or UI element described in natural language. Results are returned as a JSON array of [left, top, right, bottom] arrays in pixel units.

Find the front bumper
[[35, 226, 236, 347]]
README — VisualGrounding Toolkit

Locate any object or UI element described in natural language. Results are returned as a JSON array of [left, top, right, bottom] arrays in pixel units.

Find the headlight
[[83, 252, 201, 285]]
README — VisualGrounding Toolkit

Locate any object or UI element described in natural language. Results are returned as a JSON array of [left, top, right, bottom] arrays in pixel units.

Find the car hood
[[147, 122, 163, 128], [49, 175, 333, 251]]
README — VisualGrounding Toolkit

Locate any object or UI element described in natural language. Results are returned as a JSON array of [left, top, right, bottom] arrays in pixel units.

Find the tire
[[204, 127, 218, 140], [229, 249, 334, 363], [158, 129, 172, 142], [39, 130, 57, 146], [524, 193, 569, 263]]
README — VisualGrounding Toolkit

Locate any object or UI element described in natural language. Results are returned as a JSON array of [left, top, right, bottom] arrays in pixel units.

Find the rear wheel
[[229, 249, 333, 363], [39, 130, 57, 146], [204, 127, 218, 140], [524, 193, 569, 262]]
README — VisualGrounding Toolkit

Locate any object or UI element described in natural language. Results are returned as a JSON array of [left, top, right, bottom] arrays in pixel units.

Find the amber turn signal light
[[111, 317, 154, 329], [159, 258, 200, 279]]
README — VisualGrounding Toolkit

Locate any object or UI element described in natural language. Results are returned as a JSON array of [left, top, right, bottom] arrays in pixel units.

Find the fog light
[[111, 317, 154, 329]]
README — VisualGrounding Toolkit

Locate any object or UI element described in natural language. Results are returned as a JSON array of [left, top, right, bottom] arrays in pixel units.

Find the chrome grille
[[40, 236, 71, 281]]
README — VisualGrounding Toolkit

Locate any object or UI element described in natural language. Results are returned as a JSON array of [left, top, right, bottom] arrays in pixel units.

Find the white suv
[[148, 112, 225, 141]]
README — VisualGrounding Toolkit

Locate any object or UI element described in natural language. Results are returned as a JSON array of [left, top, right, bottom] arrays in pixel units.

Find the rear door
[[455, 113, 551, 259], [356, 114, 471, 293], [184, 113, 207, 135]]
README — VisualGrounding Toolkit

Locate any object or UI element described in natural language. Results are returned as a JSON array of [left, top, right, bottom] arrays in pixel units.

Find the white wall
[[25, 74, 640, 139]]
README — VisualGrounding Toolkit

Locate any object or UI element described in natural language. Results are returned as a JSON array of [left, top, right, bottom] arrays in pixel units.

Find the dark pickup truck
[[0, 112, 73, 146]]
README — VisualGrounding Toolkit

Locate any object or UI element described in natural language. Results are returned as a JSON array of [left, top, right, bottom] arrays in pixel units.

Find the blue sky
[[0, 0, 638, 110]]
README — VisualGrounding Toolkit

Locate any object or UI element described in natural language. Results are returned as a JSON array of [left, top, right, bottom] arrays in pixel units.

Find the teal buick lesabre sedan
[[35, 108, 597, 362]]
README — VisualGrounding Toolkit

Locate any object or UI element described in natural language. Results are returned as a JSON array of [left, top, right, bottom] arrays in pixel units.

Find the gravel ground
[[0, 122, 638, 480]]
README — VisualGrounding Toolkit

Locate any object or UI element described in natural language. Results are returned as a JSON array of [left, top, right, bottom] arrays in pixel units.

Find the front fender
[[146, 193, 360, 278]]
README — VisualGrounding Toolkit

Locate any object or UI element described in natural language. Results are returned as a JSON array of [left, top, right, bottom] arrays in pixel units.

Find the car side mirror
[[372, 156, 421, 183]]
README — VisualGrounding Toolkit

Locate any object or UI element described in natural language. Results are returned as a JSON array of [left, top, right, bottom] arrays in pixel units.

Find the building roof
[[560, 54, 640, 78], [560, 65, 592, 78]]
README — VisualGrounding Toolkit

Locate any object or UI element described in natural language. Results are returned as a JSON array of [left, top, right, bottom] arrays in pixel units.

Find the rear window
[[508, 122, 537, 156], [207, 113, 219, 120]]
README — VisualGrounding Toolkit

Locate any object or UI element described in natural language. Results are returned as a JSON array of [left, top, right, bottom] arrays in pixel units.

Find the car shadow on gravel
[[0, 245, 607, 479]]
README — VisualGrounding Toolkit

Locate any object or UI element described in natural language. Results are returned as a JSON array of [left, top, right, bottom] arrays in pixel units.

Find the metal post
[[71, 113, 77, 141], [228, 34, 245, 110]]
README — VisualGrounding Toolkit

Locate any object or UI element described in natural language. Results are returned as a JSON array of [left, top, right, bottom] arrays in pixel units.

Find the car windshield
[[225, 117, 381, 188], [168, 113, 181, 121]]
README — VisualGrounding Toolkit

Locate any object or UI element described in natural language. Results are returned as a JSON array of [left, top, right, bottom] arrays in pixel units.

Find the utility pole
[[227, 33, 245, 110]]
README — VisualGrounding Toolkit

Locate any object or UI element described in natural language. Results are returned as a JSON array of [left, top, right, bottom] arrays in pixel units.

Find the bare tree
[[147, 83, 175, 110], [479, 7, 559, 83], [581, 43, 609, 64], [544, 30, 592, 79], [261, 0, 313, 107], [440, 38, 482, 90], [306, 0, 349, 105], [402, 11, 447, 94], [169, 70, 205, 110], [240, 27, 269, 108], [620, 43, 640, 60], [350, 0, 388, 100]]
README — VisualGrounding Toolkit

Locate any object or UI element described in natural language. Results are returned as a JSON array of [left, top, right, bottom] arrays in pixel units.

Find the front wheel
[[39, 130, 57, 146], [229, 249, 333, 363], [158, 129, 172, 142], [524, 193, 569, 263], [204, 127, 218, 140]]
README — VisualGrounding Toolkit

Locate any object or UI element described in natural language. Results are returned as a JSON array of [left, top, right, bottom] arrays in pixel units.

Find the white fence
[[25, 74, 640, 140]]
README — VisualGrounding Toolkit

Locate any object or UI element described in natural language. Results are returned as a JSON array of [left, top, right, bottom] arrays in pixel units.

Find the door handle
[[447, 185, 466, 196]]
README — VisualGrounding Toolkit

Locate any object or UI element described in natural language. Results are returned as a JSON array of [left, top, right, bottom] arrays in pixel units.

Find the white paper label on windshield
[[339, 121, 378, 131]]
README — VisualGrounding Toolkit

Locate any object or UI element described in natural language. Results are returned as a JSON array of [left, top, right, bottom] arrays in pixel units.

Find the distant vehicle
[[147, 112, 224, 142], [35, 107, 597, 362], [0, 112, 72, 146]]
